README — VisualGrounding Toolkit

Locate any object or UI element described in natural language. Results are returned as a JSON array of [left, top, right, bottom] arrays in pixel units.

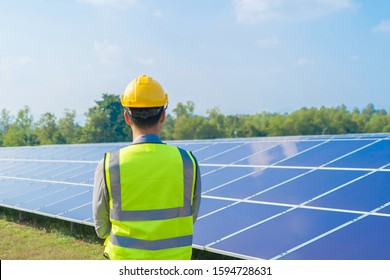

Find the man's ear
[[159, 109, 166, 124], [124, 110, 133, 126]]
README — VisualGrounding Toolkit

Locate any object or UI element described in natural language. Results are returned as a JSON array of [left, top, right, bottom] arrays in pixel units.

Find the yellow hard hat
[[121, 74, 168, 108]]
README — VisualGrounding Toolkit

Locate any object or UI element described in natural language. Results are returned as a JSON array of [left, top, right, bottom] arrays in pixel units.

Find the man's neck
[[132, 128, 160, 140]]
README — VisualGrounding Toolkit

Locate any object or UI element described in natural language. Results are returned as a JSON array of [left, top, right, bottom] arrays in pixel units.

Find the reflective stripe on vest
[[107, 147, 195, 221], [109, 233, 193, 250]]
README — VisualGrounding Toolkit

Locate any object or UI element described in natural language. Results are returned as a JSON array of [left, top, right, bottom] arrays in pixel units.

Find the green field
[[0, 209, 105, 260]]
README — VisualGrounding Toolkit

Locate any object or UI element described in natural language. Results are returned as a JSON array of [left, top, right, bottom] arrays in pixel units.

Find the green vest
[[104, 143, 197, 260]]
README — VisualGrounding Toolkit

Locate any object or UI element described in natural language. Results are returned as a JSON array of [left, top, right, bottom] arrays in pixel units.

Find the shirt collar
[[132, 134, 163, 144]]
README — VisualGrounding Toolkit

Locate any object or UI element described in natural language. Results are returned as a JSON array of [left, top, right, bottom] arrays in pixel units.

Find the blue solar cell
[[209, 208, 358, 259], [59, 203, 93, 222], [2, 147, 36, 159], [0, 179, 17, 188], [0, 181, 43, 203], [16, 185, 90, 211], [193, 202, 288, 247], [32, 147, 56, 158], [171, 142, 213, 153], [192, 142, 243, 162], [197, 197, 233, 217], [48, 164, 95, 182], [24, 146, 61, 160], [279, 215, 390, 260], [308, 171, 390, 211], [207, 168, 307, 199], [0, 179, 41, 199], [63, 147, 101, 160], [201, 166, 259, 193], [0, 182, 63, 207], [31, 163, 76, 179], [251, 169, 367, 205], [237, 140, 322, 165], [199, 165, 220, 175], [36, 189, 92, 215], [326, 140, 390, 169], [0, 161, 20, 175], [76, 145, 116, 161], [68, 169, 96, 184], [2, 162, 55, 178], [378, 205, 390, 214], [276, 140, 374, 167], [202, 141, 279, 164], [46, 147, 82, 160]]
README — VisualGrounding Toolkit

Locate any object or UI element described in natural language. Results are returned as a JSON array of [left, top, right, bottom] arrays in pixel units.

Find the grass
[[0, 208, 238, 260], [0, 208, 105, 260]]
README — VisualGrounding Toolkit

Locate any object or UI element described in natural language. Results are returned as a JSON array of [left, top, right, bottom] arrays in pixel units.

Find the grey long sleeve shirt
[[92, 134, 202, 239]]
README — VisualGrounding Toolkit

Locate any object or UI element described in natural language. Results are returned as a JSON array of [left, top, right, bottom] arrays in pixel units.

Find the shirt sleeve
[[92, 157, 111, 239], [191, 153, 202, 224]]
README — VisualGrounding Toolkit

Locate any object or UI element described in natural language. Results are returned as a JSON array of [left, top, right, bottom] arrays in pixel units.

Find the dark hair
[[126, 107, 164, 129]]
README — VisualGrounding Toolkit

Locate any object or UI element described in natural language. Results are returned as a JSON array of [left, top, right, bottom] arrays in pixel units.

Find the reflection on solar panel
[[1, 133, 390, 260]]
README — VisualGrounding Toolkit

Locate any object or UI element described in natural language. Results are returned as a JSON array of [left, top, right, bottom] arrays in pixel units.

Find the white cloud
[[234, 0, 279, 24], [372, 19, 390, 33], [349, 55, 359, 61], [233, 0, 357, 24], [256, 36, 280, 47], [94, 41, 122, 64], [153, 9, 163, 18], [0, 56, 34, 76], [77, 0, 137, 8], [135, 57, 155, 66], [296, 57, 315, 66]]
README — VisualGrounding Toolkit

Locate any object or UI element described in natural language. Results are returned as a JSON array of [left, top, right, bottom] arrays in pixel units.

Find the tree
[[172, 101, 195, 118], [364, 112, 387, 133], [0, 109, 12, 133], [328, 105, 358, 134], [172, 116, 195, 140], [172, 102, 223, 140], [58, 109, 81, 144], [267, 114, 287, 136], [3, 100, 390, 145], [362, 103, 376, 121], [172, 101, 196, 140], [35, 112, 65, 145], [3, 106, 38, 146], [351, 107, 365, 133], [384, 112, 390, 132], [160, 113, 174, 140], [206, 107, 225, 137], [223, 115, 241, 138], [173, 116, 223, 140], [0, 109, 13, 146], [82, 94, 132, 143]]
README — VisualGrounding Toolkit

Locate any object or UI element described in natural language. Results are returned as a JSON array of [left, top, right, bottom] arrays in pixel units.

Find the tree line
[[1, 93, 389, 147]]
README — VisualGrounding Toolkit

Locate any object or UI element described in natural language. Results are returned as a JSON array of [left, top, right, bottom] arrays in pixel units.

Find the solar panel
[[1, 133, 390, 259]]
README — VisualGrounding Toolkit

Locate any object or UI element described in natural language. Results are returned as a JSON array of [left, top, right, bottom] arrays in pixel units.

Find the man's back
[[94, 134, 201, 260]]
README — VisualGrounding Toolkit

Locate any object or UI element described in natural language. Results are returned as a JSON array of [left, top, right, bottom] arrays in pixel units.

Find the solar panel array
[[1, 133, 390, 259]]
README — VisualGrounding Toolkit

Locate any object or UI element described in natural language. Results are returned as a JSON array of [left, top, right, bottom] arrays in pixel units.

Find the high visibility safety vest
[[103, 143, 197, 260]]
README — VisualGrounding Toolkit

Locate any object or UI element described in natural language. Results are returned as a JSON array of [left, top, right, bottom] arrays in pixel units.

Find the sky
[[1, 0, 390, 122]]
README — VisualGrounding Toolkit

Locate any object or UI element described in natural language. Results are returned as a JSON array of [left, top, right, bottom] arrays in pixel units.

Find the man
[[93, 74, 201, 260]]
